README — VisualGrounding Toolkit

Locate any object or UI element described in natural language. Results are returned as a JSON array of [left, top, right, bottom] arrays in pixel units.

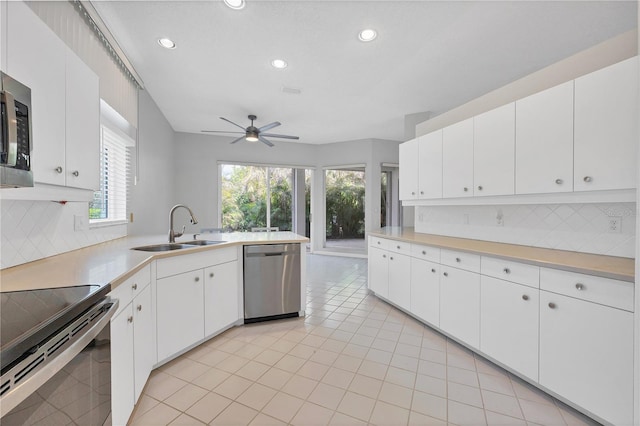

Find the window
[[89, 125, 133, 224]]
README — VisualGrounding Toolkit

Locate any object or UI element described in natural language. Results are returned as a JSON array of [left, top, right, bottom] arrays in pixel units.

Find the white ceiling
[[92, 0, 637, 145]]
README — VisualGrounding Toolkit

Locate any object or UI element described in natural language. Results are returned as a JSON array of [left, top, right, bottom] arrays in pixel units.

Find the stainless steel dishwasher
[[243, 243, 301, 323]]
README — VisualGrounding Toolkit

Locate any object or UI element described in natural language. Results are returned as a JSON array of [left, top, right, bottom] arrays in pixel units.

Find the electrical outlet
[[496, 209, 504, 226], [608, 217, 622, 233], [74, 215, 86, 232]]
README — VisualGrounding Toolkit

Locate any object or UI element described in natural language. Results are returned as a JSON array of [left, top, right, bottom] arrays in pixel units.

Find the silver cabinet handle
[[443, 272, 448, 277], [477, 185, 483, 191], [411, 191, 415, 195], [583, 176, 592, 183], [382, 254, 386, 258], [390, 257, 394, 260], [503, 268, 511, 274], [455, 257, 461, 263], [548, 302, 556, 309], [209, 272, 215, 278], [575, 283, 584, 291], [397, 245, 401, 249], [431, 268, 436, 273], [127, 316, 133, 323], [555, 178, 563, 185], [422, 250, 426, 255], [195, 276, 200, 282], [131, 283, 138, 290], [137, 305, 142, 311], [377, 241, 381, 245], [72, 171, 79, 177], [522, 295, 529, 301], [55, 166, 63, 174], [463, 187, 468, 192], [420, 191, 424, 195]]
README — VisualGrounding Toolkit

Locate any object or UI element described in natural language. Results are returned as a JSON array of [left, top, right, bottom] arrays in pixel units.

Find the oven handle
[[1, 90, 18, 167], [0, 298, 118, 417]]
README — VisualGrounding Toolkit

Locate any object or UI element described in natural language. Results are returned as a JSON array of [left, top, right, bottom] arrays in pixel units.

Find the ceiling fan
[[201, 114, 299, 147]]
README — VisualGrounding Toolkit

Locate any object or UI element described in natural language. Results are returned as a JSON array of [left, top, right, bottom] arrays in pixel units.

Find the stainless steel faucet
[[169, 204, 198, 243]]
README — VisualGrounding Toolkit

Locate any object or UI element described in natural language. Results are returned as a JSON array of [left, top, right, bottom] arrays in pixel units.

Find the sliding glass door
[[323, 167, 366, 253]]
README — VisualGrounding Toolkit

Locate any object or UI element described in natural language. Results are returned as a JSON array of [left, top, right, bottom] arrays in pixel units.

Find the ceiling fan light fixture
[[157, 38, 176, 49], [271, 59, 288, 69], [358, 29, 377, 42], [224, 0, 245, 10], [245, 131, 259, 142]]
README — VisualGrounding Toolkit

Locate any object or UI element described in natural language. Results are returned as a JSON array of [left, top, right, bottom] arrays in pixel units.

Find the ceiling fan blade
[[258, 121, 281, 132], [230, 135, 246, 144], [219, 117, 247, 131], [261, 133, 299, 140], [201, 130, 245, 134], [258, 136, 274, 147]]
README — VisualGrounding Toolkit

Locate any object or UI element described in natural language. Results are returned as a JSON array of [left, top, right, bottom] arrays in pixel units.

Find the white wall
[[128, 90, 177, 236]]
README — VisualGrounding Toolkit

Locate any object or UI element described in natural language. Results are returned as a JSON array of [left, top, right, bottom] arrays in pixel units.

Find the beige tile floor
[[129, 255, 599, 426]]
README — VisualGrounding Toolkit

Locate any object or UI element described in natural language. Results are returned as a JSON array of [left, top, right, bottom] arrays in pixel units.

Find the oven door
[[0, 299, 117, 426]]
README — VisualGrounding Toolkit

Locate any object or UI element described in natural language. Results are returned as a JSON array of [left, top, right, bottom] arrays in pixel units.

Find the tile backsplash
[[1, 200, 127, 269], [415, 203, 636, 258]]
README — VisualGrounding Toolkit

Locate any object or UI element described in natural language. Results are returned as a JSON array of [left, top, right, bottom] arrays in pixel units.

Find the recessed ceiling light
[[157, 38, 176, 49], [224, 0, 245, 10], [271, 59, 288, 69], [358, 29, 377, 42]]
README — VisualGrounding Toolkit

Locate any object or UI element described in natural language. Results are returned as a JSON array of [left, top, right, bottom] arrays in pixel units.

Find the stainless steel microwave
[[1, 71, 33, 188]]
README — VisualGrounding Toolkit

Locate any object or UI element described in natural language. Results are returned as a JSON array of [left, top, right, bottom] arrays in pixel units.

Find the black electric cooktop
[[0, 284, 110, 371]]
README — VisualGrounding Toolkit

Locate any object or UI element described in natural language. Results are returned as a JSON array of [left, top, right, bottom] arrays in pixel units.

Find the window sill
[[89, 219, 128, 229]]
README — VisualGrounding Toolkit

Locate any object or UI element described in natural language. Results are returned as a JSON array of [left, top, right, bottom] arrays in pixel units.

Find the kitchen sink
[[132, 240, 226, 252]]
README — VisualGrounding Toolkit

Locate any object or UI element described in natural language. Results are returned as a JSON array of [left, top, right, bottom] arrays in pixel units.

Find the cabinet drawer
[[540, 268, 634, 312], [440, 249, 480, 273], [369, 236, 389, 249], [410, 244, 440, 263], [481, 256, 539, 288], [156, 247, 238, 278], [387, 240, 411, 255], [110, 265, 151, 318]]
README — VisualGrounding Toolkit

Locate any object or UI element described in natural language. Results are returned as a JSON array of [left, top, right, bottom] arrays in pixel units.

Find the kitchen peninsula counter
[[0, 232, 308, 292], [369, 227, 634, 282]]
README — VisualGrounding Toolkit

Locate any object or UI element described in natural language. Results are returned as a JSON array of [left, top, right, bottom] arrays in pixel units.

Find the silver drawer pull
[[195, 276, 200, 282], [127, 316, 133, 323], [575, 283, 584, 291], [72, 170, 79, 177], [390, 257, 394, 261], [411, 191, 415, 195], [131, 283, 138, 290], [503, 268, 511, 274], [431, 268, 436, 273], [555, 178, 563, 185], [477, 185, 483, 191], [210, 272, 215, 278], [463, 187, 468, 192], [137, 305, 142, 311], [397, 245, 401, 249], [443, 272, 448, 277], [455, 257, 461, 263], [377, 241, 381, 245], [583, 176, 592, 183], [55, 166, 63, 174], [382, 254, 386, 258], [420, 191, 424, 195], [522, 295, 529, 301], [548, 302, 556, 309], [421, 250, 426, 255]]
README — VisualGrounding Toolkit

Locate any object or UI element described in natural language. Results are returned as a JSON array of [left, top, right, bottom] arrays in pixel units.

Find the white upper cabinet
[[399, 138, 419, 200], [442, 118, 474, 198], [65, 50, 100, 190], [473, 103, 515, 196], [574, 57, 638, 191], [418, 130, 443, 199], [7, 1, 66, 186], [515, 81, 574, 194]]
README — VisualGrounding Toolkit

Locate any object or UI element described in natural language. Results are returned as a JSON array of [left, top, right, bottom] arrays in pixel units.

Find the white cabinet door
[[387, 252, 411, 311], [418, 130, 443, 199], [133, 284, 154, 401], [111, 304, 134, 426], [515, 81, 574, 194], [539, 291, 634, 425], [440, 266, 480, 348], [157, 269, 205, 361], [65, 50, 100, 190], [7, 1, 66, 186], [204, 261, 239, 337], [574, 57, 638, 191], [480, 276, 538, 381], [410, 258, 439, 326], [473, 103, 515, 196], [399, 138, 419, 200], [442, 118, 474, 198], [368, 247, 389, 298]]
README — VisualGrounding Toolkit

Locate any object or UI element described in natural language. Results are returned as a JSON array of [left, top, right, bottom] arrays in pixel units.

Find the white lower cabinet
[[156, 269, 205, 361], [439, 266, 480, 349], [410, 258, 439, 326], [387, 252, 411, 311], [368, 246, 389, 298], [480, 276, 538, 381], [539, 291, 634, 425], [133, 284, 154, 400], [204, 260, 239, 337]]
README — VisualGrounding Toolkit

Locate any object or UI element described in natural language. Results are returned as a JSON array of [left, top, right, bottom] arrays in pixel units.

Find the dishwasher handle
[[244, 244, 299, 257]]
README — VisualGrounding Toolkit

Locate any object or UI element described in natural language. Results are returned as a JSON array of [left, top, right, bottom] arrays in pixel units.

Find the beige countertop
[[0, 232, 308, 293], [369, 228, 635, 282]]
